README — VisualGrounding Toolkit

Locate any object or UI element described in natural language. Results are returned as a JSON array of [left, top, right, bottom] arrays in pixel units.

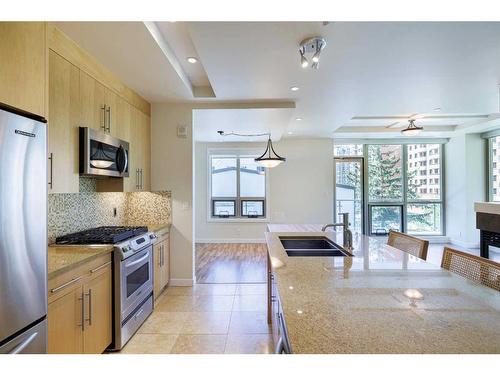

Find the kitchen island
[[266, 228, 500, 354]]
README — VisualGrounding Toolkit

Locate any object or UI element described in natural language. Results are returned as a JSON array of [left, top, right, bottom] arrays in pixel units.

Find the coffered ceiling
[[56, 21, 500, 140]]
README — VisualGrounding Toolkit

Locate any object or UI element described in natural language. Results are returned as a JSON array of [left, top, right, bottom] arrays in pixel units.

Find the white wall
[[151, 103, 194, 285], [195, 139, 334, 242], [445, 133, 486, 248]]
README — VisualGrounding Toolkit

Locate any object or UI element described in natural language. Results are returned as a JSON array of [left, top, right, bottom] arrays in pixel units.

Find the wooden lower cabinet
[[153, 230, 170, 300], [48, 254, 112, 354], [82, 267, 113, 354], [47, 286, 84, 354]]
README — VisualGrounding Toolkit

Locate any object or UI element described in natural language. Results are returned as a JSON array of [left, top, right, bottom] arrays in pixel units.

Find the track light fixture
[[299, 36, 326, 70], [217, 131, 286, 168], [300, 50, 309, 68]]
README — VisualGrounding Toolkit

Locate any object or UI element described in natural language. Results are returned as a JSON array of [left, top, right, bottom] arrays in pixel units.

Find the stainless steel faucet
[[322, 212, 353, 250]]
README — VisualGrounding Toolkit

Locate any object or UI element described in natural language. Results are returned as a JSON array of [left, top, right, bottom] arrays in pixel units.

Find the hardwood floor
[[195, 243, 267, 284]]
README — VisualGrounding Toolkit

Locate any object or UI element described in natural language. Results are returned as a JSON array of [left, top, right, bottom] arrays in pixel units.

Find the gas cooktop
[[55, 226, 148, 245]]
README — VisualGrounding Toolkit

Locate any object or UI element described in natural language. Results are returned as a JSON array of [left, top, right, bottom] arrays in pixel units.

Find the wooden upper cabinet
[[141, 112, 151, 191], [48, 50, 80, 193], [104, 88, 118, 136], [0, 22, 47, 117], [80, 70, 105, 132]]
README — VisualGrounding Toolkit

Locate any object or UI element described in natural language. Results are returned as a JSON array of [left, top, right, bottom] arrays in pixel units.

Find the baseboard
[[195, 238, 266, 244], [169, 278, 194, 286], [449, 238, 480, 249]]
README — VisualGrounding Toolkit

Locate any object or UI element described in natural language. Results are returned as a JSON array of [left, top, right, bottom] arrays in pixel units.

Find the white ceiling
[[193, 108, 294, 142], [55, 22, 500, 140]]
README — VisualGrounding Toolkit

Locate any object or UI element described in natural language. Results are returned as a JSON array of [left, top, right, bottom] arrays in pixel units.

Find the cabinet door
[[153, 241, 163, 300], [0, 22, 46, 117], [83, 266, 112, 354], [140, 112, 151, 191], [80, 71, 105, 132], [104, 87, 118, 136], [48, 50, 80, 193], [127, 107, 143, 192], [162, 237, 170, 289], [48, 286, 84, 354], [114, 96, 131, 142]]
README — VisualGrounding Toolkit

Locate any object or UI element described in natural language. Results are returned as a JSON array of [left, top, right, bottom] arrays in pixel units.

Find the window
[[406, 144, 443, 235], [334, 144, 363, 156], [368, 145, 403, 202], [210, 153, 267, 219], [488, 135, 500, 202], [366, 143, 443, 235]]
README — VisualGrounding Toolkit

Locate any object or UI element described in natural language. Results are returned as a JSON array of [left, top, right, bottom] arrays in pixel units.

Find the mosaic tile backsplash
[[48, 178, 171, 243]]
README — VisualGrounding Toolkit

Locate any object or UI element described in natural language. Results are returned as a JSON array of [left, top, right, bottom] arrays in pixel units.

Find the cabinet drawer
[[48, 253, 112, 303], [155, 227, 169, 241]]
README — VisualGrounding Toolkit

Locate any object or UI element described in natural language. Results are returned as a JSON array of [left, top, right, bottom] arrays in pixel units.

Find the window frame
[[334, 141, 445, 236], [207, 149, 270, 222]]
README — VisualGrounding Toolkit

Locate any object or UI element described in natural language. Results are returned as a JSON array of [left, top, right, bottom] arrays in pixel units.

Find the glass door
[[334, 157, 364, 234]]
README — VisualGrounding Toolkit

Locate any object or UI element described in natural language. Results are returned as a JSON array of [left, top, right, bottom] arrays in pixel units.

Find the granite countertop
[[265, 230, 500, 354], [474, 202, 500, 215], [48, 245, 114, 280]]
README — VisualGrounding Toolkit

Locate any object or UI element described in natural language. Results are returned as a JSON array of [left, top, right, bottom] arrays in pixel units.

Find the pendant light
[[401, 119, 423, 136], [254, 137, 286, 168], [217, 131, 286, 168]]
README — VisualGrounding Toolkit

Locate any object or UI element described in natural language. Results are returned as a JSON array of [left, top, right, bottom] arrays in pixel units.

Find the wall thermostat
[[177, 125, 188, 138]]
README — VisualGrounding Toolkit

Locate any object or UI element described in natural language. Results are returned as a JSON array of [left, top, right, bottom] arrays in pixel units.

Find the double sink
[[279, 236, 352, 257]]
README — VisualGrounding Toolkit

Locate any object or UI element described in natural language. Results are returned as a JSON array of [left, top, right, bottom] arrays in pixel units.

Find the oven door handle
[[125, 253, 149, 268]]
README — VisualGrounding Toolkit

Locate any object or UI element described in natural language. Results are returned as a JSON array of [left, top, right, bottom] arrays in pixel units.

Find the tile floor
[[119, 283, 272, 354]]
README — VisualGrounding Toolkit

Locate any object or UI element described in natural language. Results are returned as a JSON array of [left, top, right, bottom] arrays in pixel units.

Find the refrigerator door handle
[[8, 332, 38, 354]]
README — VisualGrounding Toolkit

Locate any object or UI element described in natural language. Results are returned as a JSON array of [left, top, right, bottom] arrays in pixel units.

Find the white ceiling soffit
[[54, 22, 212, 101], [188, 22, 500, 138], [145, 22, 215, 98], [193, 107, 294, 142]]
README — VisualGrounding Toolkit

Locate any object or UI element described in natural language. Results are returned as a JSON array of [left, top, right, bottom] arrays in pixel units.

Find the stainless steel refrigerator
[[0, 103, 48, 354]]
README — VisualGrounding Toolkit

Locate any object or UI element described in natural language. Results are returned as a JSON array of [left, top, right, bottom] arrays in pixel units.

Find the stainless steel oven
[[111, 232, 155, 351], [121, 247, 153, 317], [79, 127, 129, 177]]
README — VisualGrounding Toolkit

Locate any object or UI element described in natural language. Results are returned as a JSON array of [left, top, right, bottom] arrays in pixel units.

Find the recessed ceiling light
[[297, 310, 303, 314], [288, 131, 293, 135], [290, 86, 299, 92], [433, 107, 442, 112], [187, 57, 198, 64], [295, 117, 303, 121]]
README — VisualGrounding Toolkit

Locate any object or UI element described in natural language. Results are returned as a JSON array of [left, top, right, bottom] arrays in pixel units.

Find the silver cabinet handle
[[158, 246, 162, 266], [48, 153, 53, 189], [90, 261, 111, 274], [125, 253, 149, 268], [101, 105, 106, 132], [140, 168, 143, 190], [8, 332, 38, 354], [106, 106, 111, 133], [85, 289, 92, 326], [50, 276, 82, 293], [136, 168, 140, 189], [78, 291, 85, 331]]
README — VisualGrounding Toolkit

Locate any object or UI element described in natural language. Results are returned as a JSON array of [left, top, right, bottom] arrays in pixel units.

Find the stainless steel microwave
[[79, 127, 129, 177]]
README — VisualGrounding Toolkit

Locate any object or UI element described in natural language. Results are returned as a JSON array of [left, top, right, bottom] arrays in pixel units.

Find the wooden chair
[[441, 247, 500, 292], [387, 230, 429, 260]]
